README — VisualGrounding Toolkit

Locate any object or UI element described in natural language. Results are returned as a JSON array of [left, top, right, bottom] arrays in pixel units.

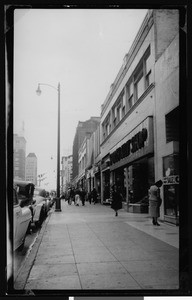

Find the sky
[[13, 8, 147, 189]]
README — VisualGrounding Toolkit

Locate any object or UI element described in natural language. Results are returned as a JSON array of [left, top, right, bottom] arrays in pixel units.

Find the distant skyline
[[14, 8, 148, 189]]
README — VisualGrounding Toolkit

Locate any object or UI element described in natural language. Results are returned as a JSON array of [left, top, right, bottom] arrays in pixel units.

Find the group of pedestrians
[[110, 180, 163, 225], [62, 179, 163, 225], [65, 187, 98, 206]]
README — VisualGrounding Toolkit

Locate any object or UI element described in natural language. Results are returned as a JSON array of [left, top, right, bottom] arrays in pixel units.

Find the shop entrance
[[102, 169, 110, 202], [114, 168, 126, 202], [128, 156, 154, 203]]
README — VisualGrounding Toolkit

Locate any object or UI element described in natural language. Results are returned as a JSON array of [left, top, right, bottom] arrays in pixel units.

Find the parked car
[[45, 191, 55, 208], [14, 180, 35, 208], [13, 186, 32, 251], [31, 187, 50, 227]]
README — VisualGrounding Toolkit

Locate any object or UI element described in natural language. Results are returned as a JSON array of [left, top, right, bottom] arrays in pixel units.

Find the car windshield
[[16, 183, 34, 200], [34, 188, 46, 197]]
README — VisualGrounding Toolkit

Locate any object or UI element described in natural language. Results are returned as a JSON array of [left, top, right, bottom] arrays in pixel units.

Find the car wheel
[[38, 207, 45, 227]]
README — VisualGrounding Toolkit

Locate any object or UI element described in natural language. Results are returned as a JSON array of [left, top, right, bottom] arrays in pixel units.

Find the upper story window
[[101, 46, 152, 143], [102, 113, 111, 142], [126, 46, 152, 109], [145, 53, 152, 88], [165, 107, 179, 143], [122, 93, 126, 117], [112, 107, 117, 128], [112, 92, 124, 128], [134, 62, 145, 101], [127, 80, 134, 110], [116, 103, 121, 123]]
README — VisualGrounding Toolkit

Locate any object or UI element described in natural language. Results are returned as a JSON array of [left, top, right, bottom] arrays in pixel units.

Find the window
[[145, 51, 152, 88], [116, 103, 122, 123], [134, 64, 144, 101], [127, 46, 152, 104], [127, 80, 134, 110], [165, 107, 179, 143], [112, 107, 116, 128], [102, 113, 111, 141], [122, 93, 126, 117]]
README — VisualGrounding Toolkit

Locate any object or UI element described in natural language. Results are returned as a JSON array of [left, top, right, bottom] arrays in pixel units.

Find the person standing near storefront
[[80, 187, 86, 206], [91, 188, 97, 205], [111, 185, 122, 216], [148, 180, 163, 226]]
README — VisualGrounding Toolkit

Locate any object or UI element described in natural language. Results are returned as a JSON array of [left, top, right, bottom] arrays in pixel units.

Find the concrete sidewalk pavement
[[14, 200, 179, 291]]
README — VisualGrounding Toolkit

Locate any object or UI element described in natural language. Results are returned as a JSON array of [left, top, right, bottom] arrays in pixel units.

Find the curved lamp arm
[[36, 83, 60, 95]]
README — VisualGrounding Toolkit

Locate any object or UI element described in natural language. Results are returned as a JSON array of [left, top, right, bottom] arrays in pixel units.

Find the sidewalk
[[14, 200, 179, 291]]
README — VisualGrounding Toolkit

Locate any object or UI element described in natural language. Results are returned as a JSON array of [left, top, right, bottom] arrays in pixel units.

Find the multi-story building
[[61, 155, 73, 193], [71, 117, 100, 186], [99, 9, 179, 225], [25, 153, 37, 185], [13, 134, 26, 180], [77, 123, 101, 198], [78, 136, 89, 189], [85, 123, 101, 197]]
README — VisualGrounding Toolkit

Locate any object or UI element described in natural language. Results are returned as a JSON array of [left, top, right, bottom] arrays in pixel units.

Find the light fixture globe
[[36, 84, 42, 96]]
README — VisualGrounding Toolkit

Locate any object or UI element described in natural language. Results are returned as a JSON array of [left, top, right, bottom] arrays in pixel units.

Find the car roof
[[14, 180, 35, 187], [34, 187, 45, 191]]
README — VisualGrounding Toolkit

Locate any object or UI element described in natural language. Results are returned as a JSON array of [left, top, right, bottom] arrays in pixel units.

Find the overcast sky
[[13, 8, 147, 189]]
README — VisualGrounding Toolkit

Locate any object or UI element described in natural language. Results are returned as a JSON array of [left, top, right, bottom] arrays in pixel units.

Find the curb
[[14, 209, 53, 290]]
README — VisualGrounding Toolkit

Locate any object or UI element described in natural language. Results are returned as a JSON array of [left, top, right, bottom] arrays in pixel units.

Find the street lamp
[[36, 82, 61, 212]]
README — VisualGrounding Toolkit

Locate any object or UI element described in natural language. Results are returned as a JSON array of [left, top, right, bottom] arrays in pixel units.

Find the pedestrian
[[74, 189, 80, 206], [67, 188, 72, 205], [111, 184, 122, 216], [91, 188, 97, 205], [70, 187, 75, 205], [148, 180, 163, 226], [88, 191, 92, 204], [80, 188, 86, 206]]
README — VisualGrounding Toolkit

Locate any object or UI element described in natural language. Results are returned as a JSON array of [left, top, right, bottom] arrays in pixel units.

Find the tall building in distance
[[61, 155, 73, 193], [13, 134, 26, 180], [25, 153, 37, 185]]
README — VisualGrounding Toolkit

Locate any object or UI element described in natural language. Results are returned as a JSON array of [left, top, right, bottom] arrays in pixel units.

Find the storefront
[[109, 116, 154, 211], [93, 164, 101, 202], [163, 154, 179, 225], [86, 169, 92, 193], [78, 172, 86, 189], [100, 156, 111, 204]]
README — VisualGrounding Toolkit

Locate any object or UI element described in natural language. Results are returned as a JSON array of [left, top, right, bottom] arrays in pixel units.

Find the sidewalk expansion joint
[[66, 224, 83, 290]]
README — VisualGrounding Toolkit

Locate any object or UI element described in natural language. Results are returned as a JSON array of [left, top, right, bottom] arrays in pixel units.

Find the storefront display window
[[163, 154, 179, 219]]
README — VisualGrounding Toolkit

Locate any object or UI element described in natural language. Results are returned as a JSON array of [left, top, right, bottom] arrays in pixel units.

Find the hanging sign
[[163, 175, 179, 185]]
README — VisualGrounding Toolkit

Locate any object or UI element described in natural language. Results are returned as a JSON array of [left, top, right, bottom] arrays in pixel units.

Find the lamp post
[[36, 82, 61, 212]]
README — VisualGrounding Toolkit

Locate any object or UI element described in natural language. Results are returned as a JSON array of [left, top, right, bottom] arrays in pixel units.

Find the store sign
[[110, 128, 148, 165], [163, 175, 179, 185]]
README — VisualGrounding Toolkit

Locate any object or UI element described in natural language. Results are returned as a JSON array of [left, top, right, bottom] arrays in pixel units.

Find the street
[[14, 200, 179, 291]]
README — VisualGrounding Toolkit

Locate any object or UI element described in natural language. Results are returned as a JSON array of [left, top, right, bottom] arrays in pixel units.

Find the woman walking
[[111, 185, 122, 216], [148, 180, 163, 226]]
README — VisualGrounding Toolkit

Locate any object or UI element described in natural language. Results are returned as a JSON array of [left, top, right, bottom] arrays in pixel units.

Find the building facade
[[99, 9, 179, 225], [13, 134, 26, 180], [61, 155, 73, 193], [25, 153, 37, 185], [78, 136, 88, 189], [71, 117, 100, 186]]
